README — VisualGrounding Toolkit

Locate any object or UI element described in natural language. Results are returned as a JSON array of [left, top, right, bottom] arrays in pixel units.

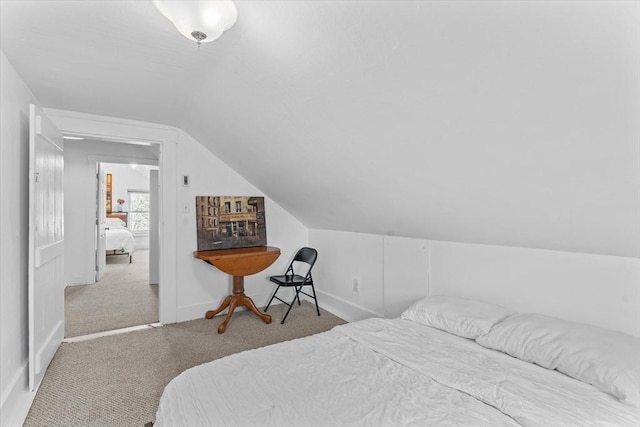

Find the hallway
[[64, 249, 157, 338]]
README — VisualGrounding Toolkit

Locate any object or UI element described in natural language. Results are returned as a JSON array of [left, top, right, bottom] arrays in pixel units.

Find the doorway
[[47, 106, 179, 327], [62, 140, 160, 338]]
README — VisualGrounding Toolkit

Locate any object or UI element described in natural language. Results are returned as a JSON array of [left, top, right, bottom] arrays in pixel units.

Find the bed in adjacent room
[[153, 296, 639, 426], [105, 217, 136, 263]]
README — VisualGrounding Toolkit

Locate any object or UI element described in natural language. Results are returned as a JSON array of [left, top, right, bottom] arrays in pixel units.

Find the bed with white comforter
[[154, 296, 640, 427], [105, 218, 136, 262]]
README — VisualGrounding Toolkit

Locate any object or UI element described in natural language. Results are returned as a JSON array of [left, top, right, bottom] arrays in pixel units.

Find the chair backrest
[[287, 247, 317, 279], [293, 247, 317, 267]]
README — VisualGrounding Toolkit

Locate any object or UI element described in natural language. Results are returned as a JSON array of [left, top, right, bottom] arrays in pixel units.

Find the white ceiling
[[1, 1, 638, 258]]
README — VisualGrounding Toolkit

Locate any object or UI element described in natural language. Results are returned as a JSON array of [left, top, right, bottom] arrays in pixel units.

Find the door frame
[[46, 108, 178, 324], [95, 163, 107, 282], [92, 158, 159, 285]]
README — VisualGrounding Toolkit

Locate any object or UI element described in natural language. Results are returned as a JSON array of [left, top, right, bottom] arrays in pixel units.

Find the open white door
[[96, 164, 107, 281], [28, 104, 65, 391]]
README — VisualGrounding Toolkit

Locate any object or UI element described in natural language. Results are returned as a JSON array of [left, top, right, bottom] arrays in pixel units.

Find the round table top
[[194, 246, 281, 276]]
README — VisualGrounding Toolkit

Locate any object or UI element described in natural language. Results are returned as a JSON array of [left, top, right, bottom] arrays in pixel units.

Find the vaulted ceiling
[[1, 1, 638, 258]]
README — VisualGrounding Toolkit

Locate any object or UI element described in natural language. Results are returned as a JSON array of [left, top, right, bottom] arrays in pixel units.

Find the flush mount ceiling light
[[152, 0, 238, 46]]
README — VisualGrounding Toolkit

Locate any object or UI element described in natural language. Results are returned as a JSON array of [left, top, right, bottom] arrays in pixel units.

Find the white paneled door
[[28, 104, 65, 392], [96, 165, 107, 281]]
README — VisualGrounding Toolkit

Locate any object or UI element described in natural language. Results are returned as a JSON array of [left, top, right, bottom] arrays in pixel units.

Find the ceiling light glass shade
[[153, 1, 237, 44]]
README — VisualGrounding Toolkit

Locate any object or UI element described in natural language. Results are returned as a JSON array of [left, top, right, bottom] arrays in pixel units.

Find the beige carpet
[[65, 249, 158, 338], [24, 301, 346, 427]]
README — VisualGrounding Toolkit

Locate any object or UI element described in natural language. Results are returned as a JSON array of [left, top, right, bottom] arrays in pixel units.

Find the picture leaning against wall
[[195, 196, 267, 251]]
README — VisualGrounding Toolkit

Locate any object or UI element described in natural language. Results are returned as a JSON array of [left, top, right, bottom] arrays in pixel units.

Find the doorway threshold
[[63, 322, 162, 343]]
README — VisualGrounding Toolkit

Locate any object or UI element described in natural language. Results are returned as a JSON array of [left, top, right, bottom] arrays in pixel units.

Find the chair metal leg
[[280, 290, 299, 324], [310, 283, 320, 316], [272, 282, 321, 324], [264, 285, 280, 312]]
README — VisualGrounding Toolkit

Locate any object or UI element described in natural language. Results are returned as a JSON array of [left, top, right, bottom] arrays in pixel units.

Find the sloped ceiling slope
[[1, 1, 638, 258]]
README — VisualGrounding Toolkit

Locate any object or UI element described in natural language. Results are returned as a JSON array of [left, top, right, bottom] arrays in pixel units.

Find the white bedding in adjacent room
[[106, 225, 136, 255], [155, 317, 639, 427]]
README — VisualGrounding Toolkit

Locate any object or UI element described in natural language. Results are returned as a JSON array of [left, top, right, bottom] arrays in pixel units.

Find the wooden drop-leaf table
[[194, 246, 281, 334]]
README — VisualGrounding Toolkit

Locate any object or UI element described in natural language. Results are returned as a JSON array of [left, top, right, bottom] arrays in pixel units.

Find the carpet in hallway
[[65, 249, 157, 338]]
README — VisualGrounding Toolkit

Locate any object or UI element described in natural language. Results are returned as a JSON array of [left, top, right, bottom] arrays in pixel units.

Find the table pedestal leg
[[205, 295, 232, 319], [204, 276, 272, 334]]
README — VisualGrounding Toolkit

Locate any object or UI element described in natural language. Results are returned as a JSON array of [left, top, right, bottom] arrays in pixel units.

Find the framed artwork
[[195, 196, 267, 251], [106, 173, 113, 213]]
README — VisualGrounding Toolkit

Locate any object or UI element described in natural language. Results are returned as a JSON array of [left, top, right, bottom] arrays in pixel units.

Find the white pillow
[[106, 217, 126, 228], [400, 295, 514, 339], [476, 314, 640, 406]]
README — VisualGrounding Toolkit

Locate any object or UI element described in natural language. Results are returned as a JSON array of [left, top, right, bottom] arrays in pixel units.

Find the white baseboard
[[36, 319, 64, 374], [315, 290, 382, 323], [1, 320, 63, 426], [0, 362, 35, 427], [175, 289, 379, 325]]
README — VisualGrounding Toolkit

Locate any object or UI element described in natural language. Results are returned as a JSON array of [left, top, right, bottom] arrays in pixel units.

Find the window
[[235, 201, 242, 213], [128, 190, 150, 233]]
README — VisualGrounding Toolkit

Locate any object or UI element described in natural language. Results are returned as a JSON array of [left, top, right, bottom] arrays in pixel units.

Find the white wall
[[310, 229, 640, 338], [382, 236, 430, 318], [308, 230, 385, 321], [0, 51, 40, 427], [102, 163, 153, 210], [64, 141, 158, 285], [173, 130, 308, 321], [308, 231, 431, 321], [428, 241, 640, 338]]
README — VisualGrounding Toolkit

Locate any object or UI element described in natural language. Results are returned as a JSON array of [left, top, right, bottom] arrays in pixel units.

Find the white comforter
[[155, 318, 639, 427], [106, 227, 136, 254]]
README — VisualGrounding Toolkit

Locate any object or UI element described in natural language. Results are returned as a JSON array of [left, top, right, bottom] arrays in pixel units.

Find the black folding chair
[[265, 247, 320, 324]]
